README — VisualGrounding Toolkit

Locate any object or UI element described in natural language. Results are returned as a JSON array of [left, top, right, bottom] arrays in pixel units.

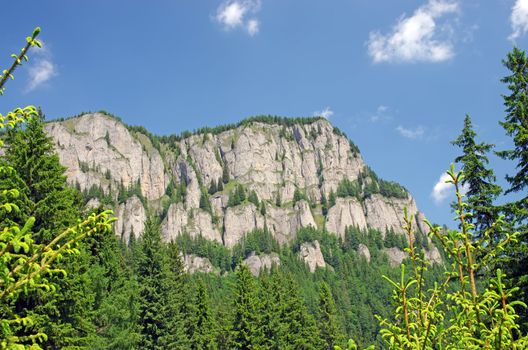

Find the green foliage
[[452, 114, 502, 235], [496, 47, 528, 329], [199, 188, 212, 214], [222, 163, 230, 184], [229, 264, 264, 349], [176, 232, 232, 272], [0, 30, 115, 350], [135, 218, 189, 349], [187, 280, 218, 350], [293, 187, 308, 203], [336, 179, 361, 199], [227, 184, 246, 207], [329, 190, 336, 208], [232, 228, 280, 262], [318, 282, 346, 350], [374, 167, 528, 349], [248, 190, 259, 207], [359, 167, 408, 199]]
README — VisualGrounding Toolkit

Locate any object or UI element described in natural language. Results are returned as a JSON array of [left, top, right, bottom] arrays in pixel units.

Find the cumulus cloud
[[314, 107, 334, 119], [509, 0, 528, 41], [431, 173, 452, 204], [367, 0, 459, 63], [431, 172, 468, 204], [215, 0, 261, 36], [26, 42, 57, 92], [396, 125, 425, 139]]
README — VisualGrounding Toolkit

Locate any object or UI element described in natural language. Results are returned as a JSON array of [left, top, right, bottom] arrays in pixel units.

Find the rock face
[[115, 196, 146, 242], [183, 254, 217, 274], [383, 246, 443, 267], [326, 198, 367, 237], [243, 252, 281, 276], [46, 113, 432, 252], [161, 204, 222, 244], [383, 247, 408, 267], [299, 241, 326, 272], [357, 243, 371, 263]]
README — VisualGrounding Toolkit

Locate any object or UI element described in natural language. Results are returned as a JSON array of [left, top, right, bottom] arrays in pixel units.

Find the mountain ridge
[[45, 112, 436, 266]]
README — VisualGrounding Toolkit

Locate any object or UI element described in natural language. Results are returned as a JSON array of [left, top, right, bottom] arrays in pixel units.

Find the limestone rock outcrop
[[46, 113, 433, 253], [115, 196, 146, 242], [357, 243, 371, 263], [183, 254, 217, 274], [326, 198, 367, 237], [299, 241, 326, 272], [383, 247, 408, 267], [243, 252, 281, 276]]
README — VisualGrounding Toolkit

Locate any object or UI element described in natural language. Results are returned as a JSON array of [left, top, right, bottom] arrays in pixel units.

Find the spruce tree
[[497, 47, 528, 329], [248, 190, 259, 207], [0, 112, 97, 348], [136, 218, 189, 349], [208, 179, 217, 195], [187, 280, 218, 350], [222, 163, 230, 184], [230, 264, 263, 349], [451, 114, 502, 235], [280, 273, 323, 349], [329, 190, 336, 208], [318, 282, 345, 350], [2, 111, 80, 242]]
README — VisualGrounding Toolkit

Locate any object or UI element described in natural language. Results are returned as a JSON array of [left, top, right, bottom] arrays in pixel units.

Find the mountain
[[45, 112, 439, 270]]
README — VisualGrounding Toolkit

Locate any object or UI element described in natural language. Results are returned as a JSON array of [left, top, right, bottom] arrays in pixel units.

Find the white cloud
[[215, 0, 261, 36], [370, 105, 392, 122], [431, 172, 468, 204], [431, 173, 452, 204], [25, 42, 57, 92], [396, 125, 425, 139], [509, 0, 528, 41], [247, 19, 260, 36], [367, 0, 459, 63], [314, 107, 334, 119]]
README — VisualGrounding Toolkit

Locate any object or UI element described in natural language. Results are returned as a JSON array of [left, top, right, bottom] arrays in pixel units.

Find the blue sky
[[1, 0, 527, 227]]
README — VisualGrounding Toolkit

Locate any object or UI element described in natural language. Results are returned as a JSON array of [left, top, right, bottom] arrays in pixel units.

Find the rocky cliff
[[45, 112, 431, 250]]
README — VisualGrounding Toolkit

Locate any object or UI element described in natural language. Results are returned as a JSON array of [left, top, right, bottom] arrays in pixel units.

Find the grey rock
[[243, 252, 281, 276], [115, 196, 146, 242], [183, 254, 218, 274], [357, 243, 371, 263], [299, 240, 326, 272]]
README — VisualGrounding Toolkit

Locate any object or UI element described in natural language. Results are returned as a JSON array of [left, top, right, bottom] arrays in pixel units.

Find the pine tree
[[451, 114, 502, 235], [188, 280, 218, 350], [329, 190, 336, 208], [248, 190, 259, 207], [208, 179, 217, 195], [497, 47, 528, 329], [200, 189, 212, 213], [280, 273, 323, 349], [2, 111, 80, 242], [318, 282, 345, 350], [88, 228, 140, 349], [0, 112, 99, 348], [222, 163, 230, 184], [321, 192, 328, 216], [230, 264, 264, 349], [136, 218, 189, 349]]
